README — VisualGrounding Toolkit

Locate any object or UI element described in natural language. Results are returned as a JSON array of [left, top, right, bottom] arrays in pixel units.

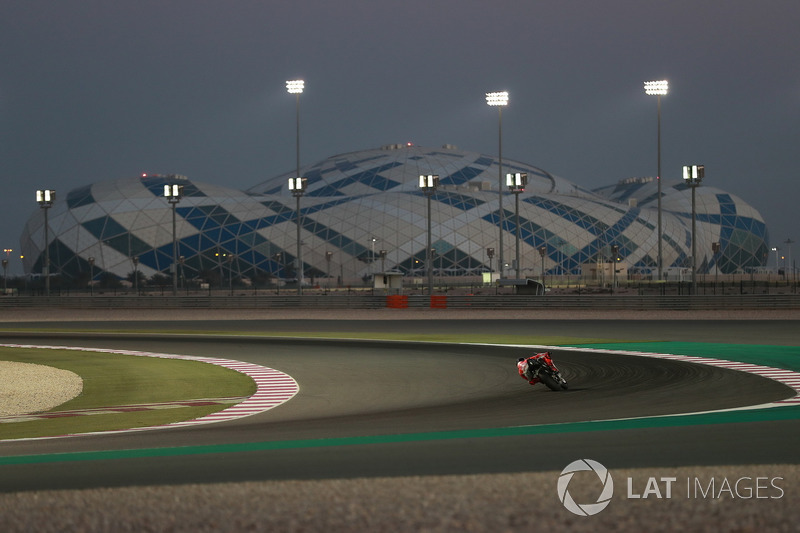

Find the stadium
[[20, 144, 770, 287]]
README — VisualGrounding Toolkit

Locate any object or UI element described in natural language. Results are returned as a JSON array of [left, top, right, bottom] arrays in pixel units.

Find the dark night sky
[[1, 0, 798, 274]]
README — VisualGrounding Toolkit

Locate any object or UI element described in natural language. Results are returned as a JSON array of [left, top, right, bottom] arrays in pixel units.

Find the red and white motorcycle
[[517, 352, 569, 391]]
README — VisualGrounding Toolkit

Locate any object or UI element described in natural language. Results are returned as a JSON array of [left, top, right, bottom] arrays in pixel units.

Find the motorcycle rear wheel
[[539, 373, 562, 391]]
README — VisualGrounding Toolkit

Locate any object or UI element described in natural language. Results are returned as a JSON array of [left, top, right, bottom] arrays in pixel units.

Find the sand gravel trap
[[0, 361, 83, 416], [1, 466, 797, 532]]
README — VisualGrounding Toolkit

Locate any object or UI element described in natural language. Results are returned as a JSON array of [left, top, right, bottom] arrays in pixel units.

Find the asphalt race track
[[1, 319, 799, 494]]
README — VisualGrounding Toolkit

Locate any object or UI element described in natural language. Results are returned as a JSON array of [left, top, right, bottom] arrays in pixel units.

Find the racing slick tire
[[539, 372, 562, 391]]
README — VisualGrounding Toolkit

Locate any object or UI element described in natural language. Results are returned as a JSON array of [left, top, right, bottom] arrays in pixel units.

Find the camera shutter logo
[[557, 459, 614, 516]]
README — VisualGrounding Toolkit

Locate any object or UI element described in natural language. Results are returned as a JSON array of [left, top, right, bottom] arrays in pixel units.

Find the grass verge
[[1, 328, 625, 346], [0, 347, 256, 440]]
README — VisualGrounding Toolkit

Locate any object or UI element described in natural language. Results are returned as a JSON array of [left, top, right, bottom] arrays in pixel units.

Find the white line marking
[[0, 344, 299, 441]]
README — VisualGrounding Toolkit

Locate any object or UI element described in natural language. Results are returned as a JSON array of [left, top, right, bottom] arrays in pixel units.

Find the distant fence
[[1, 294, 799, 310]]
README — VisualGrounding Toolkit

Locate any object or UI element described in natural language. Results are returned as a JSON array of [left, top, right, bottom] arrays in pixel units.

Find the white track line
[[0, 344, 299, 441]]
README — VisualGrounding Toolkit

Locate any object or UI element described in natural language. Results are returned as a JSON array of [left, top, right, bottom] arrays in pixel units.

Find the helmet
[[517, 357, 525, 362]]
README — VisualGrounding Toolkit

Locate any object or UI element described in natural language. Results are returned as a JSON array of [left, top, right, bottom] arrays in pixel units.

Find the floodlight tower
[[286, 79, 304, 181], [164, 184, 183, 296], [507, 172, 527, 279], [419, 174, 439, 295], [644, 80, 668, 281], [286, 80, 305, 295], [289, 176, 307, 295], [486, 90, 509, 279], [35, 189, 56, 296], [682, 164, 705, 295]]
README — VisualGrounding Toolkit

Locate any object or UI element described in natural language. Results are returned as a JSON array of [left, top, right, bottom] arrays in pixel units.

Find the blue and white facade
[[20, 144, 770, 283]]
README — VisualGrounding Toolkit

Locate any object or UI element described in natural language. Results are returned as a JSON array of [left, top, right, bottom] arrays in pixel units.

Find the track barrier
[[430, 295, 447, 309], [386, 294, 409, 309], [1, 294, 799, 310]]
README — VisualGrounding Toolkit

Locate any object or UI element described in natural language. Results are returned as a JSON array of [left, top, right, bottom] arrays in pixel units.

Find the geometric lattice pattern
[[20, 145, 769, 282]]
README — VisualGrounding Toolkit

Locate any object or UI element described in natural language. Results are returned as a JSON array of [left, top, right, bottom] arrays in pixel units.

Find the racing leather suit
[[517, 352, 555, 385]]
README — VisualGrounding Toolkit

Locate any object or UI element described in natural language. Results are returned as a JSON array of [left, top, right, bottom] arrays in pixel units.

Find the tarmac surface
[[0, 308, 798, 531]]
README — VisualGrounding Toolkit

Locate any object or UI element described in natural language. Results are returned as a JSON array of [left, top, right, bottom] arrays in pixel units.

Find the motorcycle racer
[[517, 352, 556, 385]]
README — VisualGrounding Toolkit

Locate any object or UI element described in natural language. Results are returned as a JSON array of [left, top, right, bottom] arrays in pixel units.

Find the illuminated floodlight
[[485, 91, 509, 106], [644, 80, 668, 96], [163, 184, 183, 203], [418, 174, 439, 190], [682, 164, 705, 183], [36, 189, 55, 205], [288, 176, 308, 196], [286, 79, 305, 94], [506, 172, 527, 191]]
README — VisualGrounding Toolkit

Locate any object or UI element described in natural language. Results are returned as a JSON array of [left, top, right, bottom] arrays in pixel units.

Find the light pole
[[507, 172, 527, 279], [370, 237, 377, 275], [610, 245, 619, 293], [287, 79, 305, 295], [486, 90, 509, 279], [419, 174, 439, 295], [380, 249, 387, 274], [36, 189, 56, 296], [644, 80, 668, 281], [179, 255, 186, 294], [88, 257, 95, 296], [325, 250, 333, 291], [288, 176, 307, 295], [486, 247, 495, 289], [784, 238, 794, 282], [163, 183, 183, 295], [19, 253, 25, 292], [711, 242, 720, 292], [682, 164, 705, 295], [228, 253, 235, 296], [538, 245, 547, 292], [274, 252, 283, 294], [3, 248, 12, 293], [215, 251, 227, 291], [771, 247, 780, 274], [132, 255, 139, 294]]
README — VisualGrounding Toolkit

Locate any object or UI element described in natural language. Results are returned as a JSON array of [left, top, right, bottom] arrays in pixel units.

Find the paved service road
[[1, 319, 798, 493]]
